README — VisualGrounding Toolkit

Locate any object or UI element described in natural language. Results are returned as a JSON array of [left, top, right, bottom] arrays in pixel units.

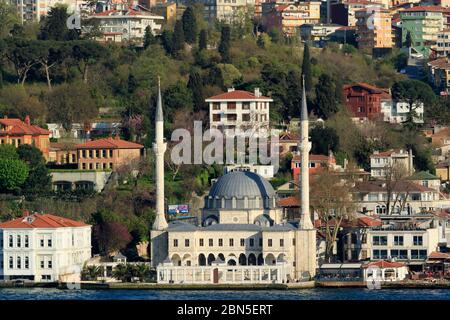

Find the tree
[[199, 29, 207, 50], [310, 168, 356, 262], [0, 144, 19, 160], [161, 30, 173, 55], [187, 70, 207, 112], [94, 221, 132, 256], [35, 41, 67, 89], [314, 73, 339, 119], [5, 38, 39, 85], [81, 265, 105, 281], [0, 159, 29, 192], [172, 20, 185, 54], [45, 83, 99, 130], [0, 2, 19, 39], [182, 6, 197, 44], [392, 80, 435, 127], [143, 26, 156, 49], [301, 42, 312, 92], [17, 144, 51, 196], [38, 5, 78, 41], [310, 126, 340, 155], [405, 31, 412, 48], [72, 40, 107, 83], [218, 25, 231, 63], [164, 81, 193, 119], [378, 161, 409, 215]]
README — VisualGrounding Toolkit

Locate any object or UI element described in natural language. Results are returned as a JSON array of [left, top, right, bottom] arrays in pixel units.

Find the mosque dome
[[204, 171, 277, 210]]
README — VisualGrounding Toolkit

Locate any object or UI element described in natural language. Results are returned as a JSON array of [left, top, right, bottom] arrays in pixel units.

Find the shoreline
[[2, 280, 450, 290]]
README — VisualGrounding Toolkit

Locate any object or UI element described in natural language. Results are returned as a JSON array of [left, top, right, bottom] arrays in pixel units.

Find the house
[[362, 260, 409, 281], [89, 5, 164, 45], [370, 149, 414, 179], [279, 132, 299, 156], [75, 136, 144, 170], [0, 116, 50, 160], [299, 23, 343, 46], [48, 142, 78, 165], [0, 212, 91, 282], [408, 171, 441, 192], [291, 153, 336, 182], [400, 6, 444, 58], [380, 90, 425, 124], [436, 161, 450, 181], [351, 180, 448, 215], [330, 0, 384, 26], [262, 1, 321, 37], [200, 0, 254, 23], [435, 28, 450, 58], [427, 57, 450, 94], [342, 83, 384, 121], [206, 88, 272, 133], [151, 2, 177, 23], [355, 7, 393, 55]]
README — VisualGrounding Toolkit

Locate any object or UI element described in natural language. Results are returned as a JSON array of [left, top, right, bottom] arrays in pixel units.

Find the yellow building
[[427, 57, 450, 94], [356, 7, 393, 53], [152, 2, 177, 24]]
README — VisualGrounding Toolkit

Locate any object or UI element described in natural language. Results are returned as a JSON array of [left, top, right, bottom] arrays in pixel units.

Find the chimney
[[254, 87, 261, 98], [227, 87, 235, 92], [24, 210, 30, 217], [24, 115, 30, 126], [114, 134, 120, 140]]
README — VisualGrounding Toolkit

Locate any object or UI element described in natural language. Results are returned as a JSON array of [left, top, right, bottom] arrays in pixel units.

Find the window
[[9, 235, 13, 247], [25, 235, 29, 248], [280, 239, 284, 247], [109, 150, 113, 157], [218, 239, 223, 247], [259, 238, 263, 247], [391, 249, 408, 259], [209, 239, 213, 246], [212, 114, 221, 122], [268, 239, 273, 247], [227, 114, 237, 121], [48, 260, 52, 269], [17, 256, 21, 269], [372, 249, 388, 259], [292, 238, 296, 245], [411, 249, 427, 260], [242, 114, 250, 121], [40, 260, 45, 269], [249, 238, 254, 247], [413, 236, 423, 246], [240, 238, 245, 246], [227, 102, 236, 110], [48, 239, 52, 247], [173, 239, 178, 247], [372, 236, 387, 245], [199, 239, 204, 247], [212, 103, 220, 110], [9, 256, 13, 269], [40, 239, 44, 247], [17, 235, 21, 248], [242, 102, 250, 110], [184, 239, 189, 247], [229, 239, 234, 247], [394, 236, 404, 246]]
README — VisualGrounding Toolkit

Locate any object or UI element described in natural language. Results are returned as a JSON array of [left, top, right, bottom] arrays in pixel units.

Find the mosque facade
[[150, 80, 317, 284]]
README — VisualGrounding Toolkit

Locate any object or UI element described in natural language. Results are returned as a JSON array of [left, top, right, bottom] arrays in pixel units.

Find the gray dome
[[209, 171, 275, 198], [204, 171, 277, 210]]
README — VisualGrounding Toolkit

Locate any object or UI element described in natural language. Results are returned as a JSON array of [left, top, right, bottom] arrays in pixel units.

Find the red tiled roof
[[371, 149, 409, 157], [278, 196, 300, 207], [75, 136, 144, 149], [0, 213, 89, 229], [315, 216, 381, 228], [362, 260, 406, 268], [206, 90, 272, 101], [292, 154, 330, 162], [0, 117, 50, 136], [279, 132, 299, 141], [402, 5, 444, 12], [343, 82, 384, 94], [353, 181, 435, 193], [428, 251, 450, 259]]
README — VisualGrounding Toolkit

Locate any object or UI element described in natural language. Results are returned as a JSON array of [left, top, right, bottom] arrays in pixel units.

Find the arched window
[[207, 254, 215, 265], [198, 254, 206, 266], [239, 253, 247, 266], [248, 253, 257, 265]]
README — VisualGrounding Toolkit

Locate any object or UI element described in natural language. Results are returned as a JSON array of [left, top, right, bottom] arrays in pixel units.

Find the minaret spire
[[299, 76, 314, 230], [152, 76, 168, 230]]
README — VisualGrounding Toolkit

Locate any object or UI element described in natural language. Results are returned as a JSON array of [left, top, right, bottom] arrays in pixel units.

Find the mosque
[[150, 80, 317, 284]]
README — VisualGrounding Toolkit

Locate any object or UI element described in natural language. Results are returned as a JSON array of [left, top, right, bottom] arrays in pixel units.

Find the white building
[[90, 5, 164, 45], [370, 149, 414, 179], [206, 88, 272, 133], [0, 213, 91, 282], [224, 164, 275, 179], [201, 0, 255, 23], [381, 99, 424, 124], [435, 28, 450, 58], [12, 0, 87, 22]]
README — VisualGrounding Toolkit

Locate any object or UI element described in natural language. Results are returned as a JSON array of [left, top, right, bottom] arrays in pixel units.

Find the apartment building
[[355, 7, 393, 55], [370, 149, 414, 178], [342, 82, 384, 121], [330, 0, 383, 27], [427, 57, 450, 94], [201, 0, 255, 23]]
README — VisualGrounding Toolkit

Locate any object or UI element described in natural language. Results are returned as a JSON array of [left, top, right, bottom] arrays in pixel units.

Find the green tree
[[392, 79, 435, 127], [182, 6, 197, 44], [143, 26, 155, 49], [301, 42, 312, 92], [38, 5, 78, 41], [4, 38, 40, 85], [172, 20, 185, 54], [0, 2, 19, 39], [72, 40, 107, 83], [0, 144, 19, 160], [187, 70, 207, 113], [198, 29, 207, 50], [218, 25, 231, 63], [314, 73, 339, 119], [17, 144, 51, 196], [0, 159, 28, 192], [161, 30, 173, 55], [164, 81, 193, 119], [310, 126, 340, 155]]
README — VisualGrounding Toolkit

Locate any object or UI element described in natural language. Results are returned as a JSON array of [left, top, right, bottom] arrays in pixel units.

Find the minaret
[[152, 77, 168, 230], [299, 76, 314, 230]]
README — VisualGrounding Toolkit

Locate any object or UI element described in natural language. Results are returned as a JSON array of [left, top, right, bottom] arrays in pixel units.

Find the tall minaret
[[152, 77, 168, 231], [299, 76, 314, 230]]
